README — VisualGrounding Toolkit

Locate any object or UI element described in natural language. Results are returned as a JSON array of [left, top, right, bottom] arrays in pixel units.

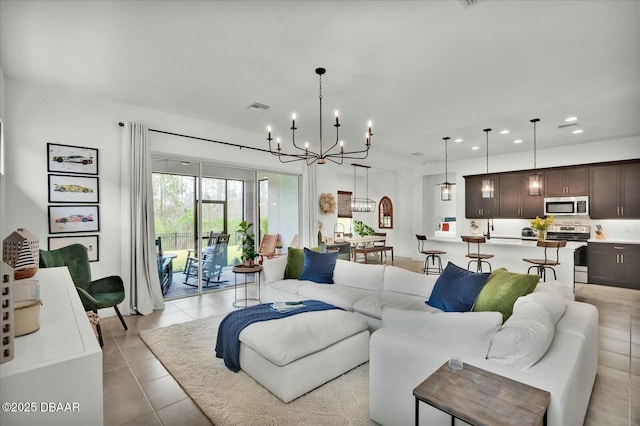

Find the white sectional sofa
[[262, 256, 443, 330], [260, 255, 598, 426]]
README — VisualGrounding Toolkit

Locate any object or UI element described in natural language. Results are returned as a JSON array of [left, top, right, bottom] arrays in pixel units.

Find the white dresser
[[0, 267, 103, 426]]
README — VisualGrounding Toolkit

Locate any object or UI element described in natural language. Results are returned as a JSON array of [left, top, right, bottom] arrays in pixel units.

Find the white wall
[[4, 78, 307, 280], [422, 173, 457, 236]]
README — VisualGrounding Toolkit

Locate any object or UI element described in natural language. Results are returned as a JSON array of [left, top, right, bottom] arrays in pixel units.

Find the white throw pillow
[[262, 255, 287, 283], [514, 281, 566, 324], [383, 308, 502, 358], [488, 299, 555, 370], [333, 259, 385, 291]]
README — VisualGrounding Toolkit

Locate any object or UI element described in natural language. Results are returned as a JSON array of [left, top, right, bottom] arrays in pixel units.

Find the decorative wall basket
[[3, 228, 39, 280], [319, 193, 336, 215]]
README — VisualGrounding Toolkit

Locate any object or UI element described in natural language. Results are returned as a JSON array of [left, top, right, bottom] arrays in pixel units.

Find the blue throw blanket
[[215, 300, 342, 372]]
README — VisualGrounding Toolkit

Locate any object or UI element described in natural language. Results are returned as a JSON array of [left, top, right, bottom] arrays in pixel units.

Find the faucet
[[483, 217, 494, 240]]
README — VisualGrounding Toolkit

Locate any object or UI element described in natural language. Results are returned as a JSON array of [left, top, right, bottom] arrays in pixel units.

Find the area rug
[[139, 314, 372, 425]]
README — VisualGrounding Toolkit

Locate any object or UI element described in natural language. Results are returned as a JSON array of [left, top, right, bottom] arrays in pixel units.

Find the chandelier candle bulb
[[335, 110, 339, 125]]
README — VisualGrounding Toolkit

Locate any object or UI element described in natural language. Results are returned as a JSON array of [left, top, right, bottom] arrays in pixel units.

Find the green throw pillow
[[472, 268, 539, 322], [284, 246, 321, 279]]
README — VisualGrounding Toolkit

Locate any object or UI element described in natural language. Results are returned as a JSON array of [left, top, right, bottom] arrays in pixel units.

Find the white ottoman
[[238, 309, 370, 403]]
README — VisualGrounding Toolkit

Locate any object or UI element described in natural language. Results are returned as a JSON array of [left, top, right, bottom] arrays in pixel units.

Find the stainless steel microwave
[[544, 196, 589, 216]]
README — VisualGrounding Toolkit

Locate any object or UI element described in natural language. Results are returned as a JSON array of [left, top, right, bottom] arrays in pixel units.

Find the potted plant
[[275, 240, 283, 255], [531, 214, 555, 240], [237, 221, 258, 266], [353, 220, 376, 248], [353, 220, 375, 237]]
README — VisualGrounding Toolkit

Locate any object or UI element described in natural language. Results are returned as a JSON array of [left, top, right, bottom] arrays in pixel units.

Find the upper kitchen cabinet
[[464, 174, 500, 219], [498, 171, 544, 218], [590, 160, 640, 219], [544, 166, 589, 197]]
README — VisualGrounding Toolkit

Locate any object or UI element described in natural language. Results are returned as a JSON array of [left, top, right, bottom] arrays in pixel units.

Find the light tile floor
[[99, 257, 639, 425]]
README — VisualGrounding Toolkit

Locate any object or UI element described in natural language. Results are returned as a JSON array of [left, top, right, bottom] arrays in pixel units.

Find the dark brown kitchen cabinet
[[544, 166, 589, 197], [588, 242, 640, 290], [498, 171, 544, 218], [464, 175, 500, 219], [590, 161, 640, 219]]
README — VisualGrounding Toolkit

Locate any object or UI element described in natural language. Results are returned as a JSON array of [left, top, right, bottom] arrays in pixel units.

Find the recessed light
[[513, 139, 523, 144], [454, 138, 463, 143], [471, 146, 480, 150], [565, 116, 578, 122], [499, 130, 510, 135], [180, 161, 191, 166], [572, 129, 584, 134]]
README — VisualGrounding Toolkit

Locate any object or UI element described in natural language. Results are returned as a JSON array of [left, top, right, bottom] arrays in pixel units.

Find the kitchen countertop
[[430, 235, 587, 249], [587, 239, 640, 244], [424, 234, 579, 300]]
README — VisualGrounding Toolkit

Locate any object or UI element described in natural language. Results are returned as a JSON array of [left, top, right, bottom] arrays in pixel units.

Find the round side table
[[232, 265, 262, 308]]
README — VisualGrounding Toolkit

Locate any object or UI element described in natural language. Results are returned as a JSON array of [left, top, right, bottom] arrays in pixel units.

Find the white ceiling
[[1, 0, 639, 171]]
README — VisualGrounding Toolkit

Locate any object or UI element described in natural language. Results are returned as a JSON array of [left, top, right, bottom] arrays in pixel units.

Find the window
[[379, 196, 393, 229]]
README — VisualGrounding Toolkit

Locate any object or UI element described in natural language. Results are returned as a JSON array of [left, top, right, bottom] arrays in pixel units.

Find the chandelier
[[266, 67, 373, 165], [351, 163, 376, 212]]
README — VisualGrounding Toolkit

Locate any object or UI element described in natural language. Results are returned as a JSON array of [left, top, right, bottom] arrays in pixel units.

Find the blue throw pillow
[[298, 248, 339, 284], [426, 262, 490, 312]]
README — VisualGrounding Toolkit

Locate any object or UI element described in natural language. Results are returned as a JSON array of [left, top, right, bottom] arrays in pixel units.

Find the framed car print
[[48, 235, 99, 262], [48, 174, 99, 203], [47, 143, 99, 175], [48, 205, 100, 234]]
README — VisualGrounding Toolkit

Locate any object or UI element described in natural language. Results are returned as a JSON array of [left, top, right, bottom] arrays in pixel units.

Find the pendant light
[[438, 137, 455, 201], [528, 118, 542, 196], [351, 163, 375, 212], [481, 128, 494, 198]]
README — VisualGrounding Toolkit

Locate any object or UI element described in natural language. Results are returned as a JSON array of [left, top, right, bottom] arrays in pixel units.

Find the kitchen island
[[427, 236, 584, 299]]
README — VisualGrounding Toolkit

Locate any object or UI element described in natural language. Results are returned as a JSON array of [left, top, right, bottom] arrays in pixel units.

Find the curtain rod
[[118, 121, 289, 156]]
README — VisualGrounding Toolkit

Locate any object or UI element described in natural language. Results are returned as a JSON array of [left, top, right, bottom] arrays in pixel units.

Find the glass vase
[[538, 230, 546, 241]]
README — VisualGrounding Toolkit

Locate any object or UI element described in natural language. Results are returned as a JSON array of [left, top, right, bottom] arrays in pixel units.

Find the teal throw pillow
[[472, 268, 539, 322], [426, 262, 490, 312], [298, 248, 339, 284]]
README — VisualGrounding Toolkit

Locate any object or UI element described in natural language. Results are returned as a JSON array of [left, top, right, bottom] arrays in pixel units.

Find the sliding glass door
[[151, 157, 300, 300]]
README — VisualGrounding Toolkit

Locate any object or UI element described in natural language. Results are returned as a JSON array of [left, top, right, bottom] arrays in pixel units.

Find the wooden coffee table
[[413, 362, 550, 426]]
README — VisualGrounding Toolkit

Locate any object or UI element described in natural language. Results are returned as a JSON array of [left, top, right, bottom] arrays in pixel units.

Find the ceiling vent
[[247, 102, 270, 112], [558, 122, 578, 129], [458, 0, 479, 7]]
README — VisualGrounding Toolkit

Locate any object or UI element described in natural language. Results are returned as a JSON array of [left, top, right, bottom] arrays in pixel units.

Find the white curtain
[[120, 122, 164, 315], [306, 163, 318, 247]]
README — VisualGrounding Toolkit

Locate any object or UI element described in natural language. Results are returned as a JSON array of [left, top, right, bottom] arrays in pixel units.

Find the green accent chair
[[39, 243, 127, 346]]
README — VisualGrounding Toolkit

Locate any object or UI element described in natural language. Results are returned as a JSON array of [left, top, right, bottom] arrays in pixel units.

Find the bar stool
[[523, 240, 567, 281], [461, 236, 494, 273], [416, 235, 446, 275]]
